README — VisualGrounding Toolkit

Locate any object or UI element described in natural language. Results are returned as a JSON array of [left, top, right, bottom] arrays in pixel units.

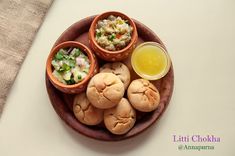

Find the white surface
[[1, 0, 235, 156]]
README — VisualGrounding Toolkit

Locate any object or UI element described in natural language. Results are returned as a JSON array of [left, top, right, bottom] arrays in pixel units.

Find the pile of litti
[[73, 62, 161, 135]]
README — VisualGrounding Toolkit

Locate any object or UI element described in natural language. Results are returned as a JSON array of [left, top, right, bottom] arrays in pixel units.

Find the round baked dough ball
[[104, 98, 136, 135], [86, 73, 125, 109], [100, 62, 131, 89], [127, 79, 160, 112], [73, 93, 103, 125]]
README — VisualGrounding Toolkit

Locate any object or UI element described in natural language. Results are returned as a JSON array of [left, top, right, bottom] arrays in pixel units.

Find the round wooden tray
[[45, 16, 174, 141]]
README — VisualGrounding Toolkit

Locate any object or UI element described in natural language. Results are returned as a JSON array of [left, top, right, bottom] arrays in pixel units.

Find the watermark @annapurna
[[178, 144, 214, 151]]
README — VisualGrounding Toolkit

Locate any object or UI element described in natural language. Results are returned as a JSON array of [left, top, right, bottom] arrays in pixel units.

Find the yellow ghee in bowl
[[131, 42, 171, 80]]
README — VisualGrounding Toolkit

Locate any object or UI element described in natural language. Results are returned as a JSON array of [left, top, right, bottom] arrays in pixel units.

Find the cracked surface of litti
[[127, 79, 160, 112], [73, 93, 103, 125], [86, 73, 125, 109], [100, 62, 131, 89], [104, 98, 136, 135]]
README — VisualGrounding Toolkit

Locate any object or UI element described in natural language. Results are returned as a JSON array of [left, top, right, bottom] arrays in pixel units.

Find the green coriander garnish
[[77, 75, 82, 80], [108, 33, 116, 41], [96, 31, 102, 38], [51, 47, 90, 85], [55, 50, 64, 60], [71, 48, 80, 57]]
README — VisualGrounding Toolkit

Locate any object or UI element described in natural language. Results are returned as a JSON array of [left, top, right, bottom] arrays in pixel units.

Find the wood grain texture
[[45, 16, 174, 141]]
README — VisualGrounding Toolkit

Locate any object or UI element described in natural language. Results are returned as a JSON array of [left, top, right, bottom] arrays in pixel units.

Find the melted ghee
[[131, 43, 170, 80]]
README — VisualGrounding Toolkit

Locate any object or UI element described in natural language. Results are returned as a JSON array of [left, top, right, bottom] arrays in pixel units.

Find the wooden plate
[[45, 16, 174, 141]]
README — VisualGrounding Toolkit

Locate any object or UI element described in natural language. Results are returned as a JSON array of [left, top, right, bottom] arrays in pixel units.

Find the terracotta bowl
[[46, 41, 98, 94], [88, 11, 138, 61]]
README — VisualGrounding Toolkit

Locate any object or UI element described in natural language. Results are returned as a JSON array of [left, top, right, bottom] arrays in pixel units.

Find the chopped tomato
[[116, 33, 122, 39]]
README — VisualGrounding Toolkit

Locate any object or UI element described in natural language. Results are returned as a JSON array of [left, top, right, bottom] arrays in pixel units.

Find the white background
[[1, 0, 235, 155]]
